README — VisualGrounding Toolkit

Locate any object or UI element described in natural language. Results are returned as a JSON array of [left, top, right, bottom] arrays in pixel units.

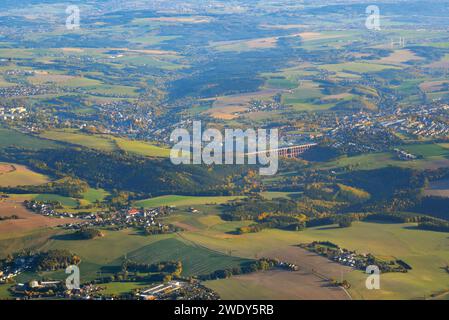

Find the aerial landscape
[[2, 0, 449, 305]]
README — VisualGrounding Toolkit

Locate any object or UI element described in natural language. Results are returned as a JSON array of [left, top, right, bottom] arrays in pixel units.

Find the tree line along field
[[174, 217, 449, 300], [38, 129, 170, 157], [0, 228, 250, 298], [133, 195, 246, 208], [0, 127, 170, 159], [316, 142, 449, 171], [1, 189, 449, 299]]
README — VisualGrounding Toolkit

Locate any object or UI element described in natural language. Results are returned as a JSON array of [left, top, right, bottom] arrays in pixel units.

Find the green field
[[121, 237, 250, 276], [0, 128, 60, 150], [2, 205, 449, 299], [1, 228, 248, 285], [179, 219, 449, 300], [82, 188, 109, 203], [0, 163, 50, 187], [317, 145, 449, 171], [0, 284, 14, 300], [33, 194, 79, 207], [114, 137, 170, 158], [402, 143, 449, 158], [39, 130, 117, 152], [100, 281, 150, 296], [320, 62, 400, 74], [133, 195, 245, 208]]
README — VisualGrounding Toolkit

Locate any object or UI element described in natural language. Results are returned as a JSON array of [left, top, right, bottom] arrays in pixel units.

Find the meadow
[[0, 163, 49, 187], [176, 215, 449, 300], [114, 137, 170, 158], [0, 128, 60, 150], [38, 129, 170, 158], [317, 143, 449, 171], [2, 196, 449, 300], [39, 129, 117, 152], [133, 195, 245, 208]]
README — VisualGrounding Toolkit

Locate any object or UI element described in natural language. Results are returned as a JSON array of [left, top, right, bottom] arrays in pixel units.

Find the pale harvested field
[[260, 24, 308, 30], [260, 245, 353, 281], [0, 164, 14, 174], [321, 93, 352, 101], [108, 48, 177, 55], [0, 163, 49, 187], [375, 49, 423, 65], [205, 89, 283, 119], [426, 55, 449, 69], [419, 80, 449, 92], [212, 37, 278, 51], [0, 200, 78, 237], [298, 32, 344, 41], [61, 47, 85, 53], [212, 32, 342, 52], [206, 269, 350, 300], [147, 16, 211, 23], [28, 74, 75, 84], [424, 179, 449, 197]]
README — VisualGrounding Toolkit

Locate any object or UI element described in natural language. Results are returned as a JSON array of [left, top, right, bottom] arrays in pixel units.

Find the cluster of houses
[[25, 201, 77, 219], [300, 242, 368, 269], [137, 281, 219, 300], [138, 281, 184, 300], [394, 148, 418, 161], [0, 256, 35, 283], [325, 103, 449, 154], [11, 280, 109, 300], [63, 207, 175, 232], [241, 98, 284, 115], [381, 104, 449, 139], [277, 261, 299, 271], [25, 200, 177, 234], [0, 85, 57, 98], [0, 106, 27, 121], [301, 242, 410, 273]]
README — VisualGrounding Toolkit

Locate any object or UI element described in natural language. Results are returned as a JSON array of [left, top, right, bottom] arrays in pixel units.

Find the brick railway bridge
[[246, 143, 317, 158]]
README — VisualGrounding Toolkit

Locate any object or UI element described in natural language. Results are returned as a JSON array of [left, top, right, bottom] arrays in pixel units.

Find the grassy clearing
[[0, 284, 14, 300], [114, 138, 170, 158], [133, 195, 244, 208], [39, 129, 117, 152], [0, 128, 60, 150], [33, 194, 79, 207], [82, 188, 109, 203], [316, 148, 449, 171], [320, 62, 399, 73], [122, 237, 250, 277], [4, 194, 79, 207], [205, 269, 348, 300], [100, 282, 150, 296], [180, 218, 449, 300], [403, 143, 449, 157], [0, 163, 49, 187], [1, 228, 246, 282]]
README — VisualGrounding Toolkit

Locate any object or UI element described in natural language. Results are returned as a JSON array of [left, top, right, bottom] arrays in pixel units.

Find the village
[[24, 200, 182, 235], [300, 242, 411, 273]]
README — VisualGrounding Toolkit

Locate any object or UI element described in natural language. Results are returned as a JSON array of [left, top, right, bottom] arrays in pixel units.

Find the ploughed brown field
[[206, 245, 352, 300], [207, 269, 350, 300], [424, 178, 449, 197], [0, 164, 15, 174], [0, 199, 79, 237]]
